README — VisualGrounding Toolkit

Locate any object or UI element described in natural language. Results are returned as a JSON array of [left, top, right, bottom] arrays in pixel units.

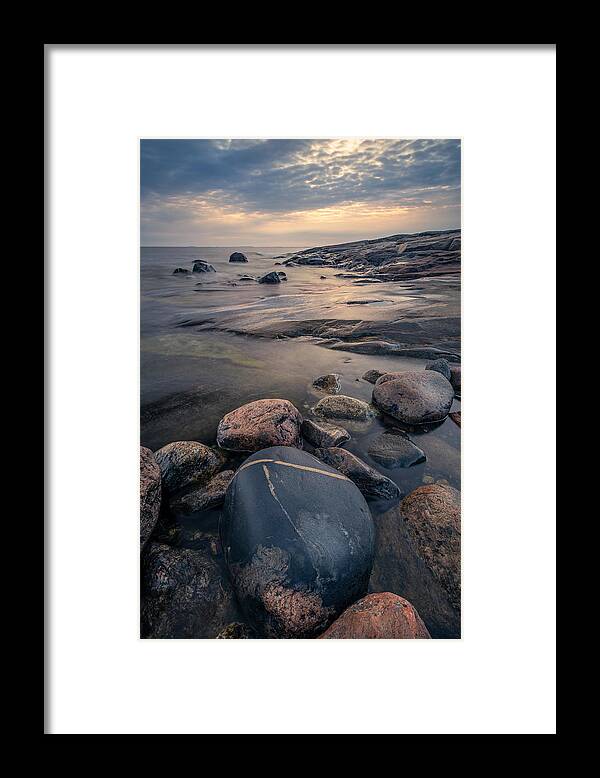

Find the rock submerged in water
[[217, 398, 303, 452], [229, 252, 248, 263], [312, 373, 341, 394], [140, 446, 162, 549], [426, 358, 451, 381], [372, 370, 454, 426], [314, 446, 400, 501], [172, 267, 190, 275], [401, 483, 461, 612], [319, 592, 430, 639], [141, 542, 241, 638], [220, 445, 375, 638], [170, 470, 235, 514], [313, 394, 375, 421], [258, 271, 282, 284], [367, 430, 426, 468], [301, 418, 350, 448], [362, 369, 387, 384], [154, 441, 222, 494], [192, 260, 216, 273]]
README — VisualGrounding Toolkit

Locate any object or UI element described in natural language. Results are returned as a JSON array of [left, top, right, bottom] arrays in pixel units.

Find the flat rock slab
[[141, 542, 242, 638], [313, 394, 375, 421], [217, 398, 303, 452], [373, 370, 454, 425], [220, 445, 375, 638], [301, 418, 350, 448], [314, 446, 400, 501], [319, 592, 430, 639], [170, 470, 235, 514], [154, 441, 222, 494], [367, 430, 426, 469], [312, 373, 341, 393], [140, 446, 162, 549]]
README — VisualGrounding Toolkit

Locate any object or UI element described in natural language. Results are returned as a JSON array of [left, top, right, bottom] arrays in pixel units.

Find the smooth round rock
[[140, 446, 162, 549], [216, 399, 302, 452], [312, 373, 341, 394], [301, 419, 350, 448], [425, 358, 451, 381], [372, 370, 454, 425], [220, 446, 375, 638], [314, 446, 400, 500], [154, 441, 222, 494], [319, 592, 431, 639], [367, 430, 426, 468], [229, 252, 248, 263], [313, 394, 375, 421]]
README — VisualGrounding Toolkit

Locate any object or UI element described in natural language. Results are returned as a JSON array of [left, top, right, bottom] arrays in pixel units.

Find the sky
[[141, 138, 461, 247]]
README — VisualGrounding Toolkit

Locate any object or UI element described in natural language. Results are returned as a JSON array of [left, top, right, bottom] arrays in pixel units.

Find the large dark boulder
[[153, 441, 222, 494], [314, 446, 400, 500], [220, 446, 375, 637], [192, 260, 216, 273], [319, 592, 430, 639], [217, 398, 302, 452], [229, 252, 248, 263], [140, 446, 161, 549], [372, 370, 454, 425]]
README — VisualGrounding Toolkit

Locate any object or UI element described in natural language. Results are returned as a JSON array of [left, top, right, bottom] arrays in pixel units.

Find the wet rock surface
[[319, 592, 430, 639], [154, 440, 222, 493], [313, 394, 375, 421], [426, 358, 451, 381], [367, 430, 426, 468], [258, 271, 282, 284], [216, 622, 254, 639], [450, 365, 461, 394], [312, 373, 341, 393], [141, 542, 242, 638], [217, 398, 303, 452], [140, 446, 162, 549], [172, 267, 190, 275], [362, 369, 387, 384], [193, 260, 216, 273], [229, 252, 248, 262], [301, 419, 350, 448], [373, 370, 454, 425], [450, 411, 461, 427], [169, 470, 234, 514], [314, 446, 400, 501], [220, 446, 375, 637]]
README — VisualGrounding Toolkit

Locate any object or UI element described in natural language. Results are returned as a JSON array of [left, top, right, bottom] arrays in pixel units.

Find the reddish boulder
[[140, 446, 162, 549], [216, 399, 302, 452], [319, 592, 430, 639]]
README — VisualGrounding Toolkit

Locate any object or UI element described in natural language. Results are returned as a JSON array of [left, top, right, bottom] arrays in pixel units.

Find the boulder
[[319, 592, 430, 639], [172, 267, 190, 275], [362, 369, 387, 384], [170, 470, 235, 514], [450, 411, 461, 427], [313, 394, 375, 422], [426, 358, 451, 381], [450, 365, 461, 393], [401, 483, 461, 612], [229, 252, 248, 263], [220, 445, 375, 637], [301, 419, 350, 448], [140, 446, 161, 549], [153, 441, 222, 494], [312, 373, 341, 394], [217, 398, 303, 452], [258, 271, 282, 284], [367, 430, 426, 469], [141, 543, 242, 638], [192, 260, 216, 273], [314, 447, 400, 500], [372, 371, 454, 425]]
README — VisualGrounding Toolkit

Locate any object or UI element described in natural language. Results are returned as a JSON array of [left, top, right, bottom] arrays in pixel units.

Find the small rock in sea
[[314, 447, 400, 500], [425, 358, 452, 381], [372, 371, 454, 425], [154, 440, 222, 494], [313, 394, 375, 422], [276, 271, 287, 281], [367, 430, 426, 469], [221, 445, 375, 637], [320, 275, 327, 279], [346, 299, 384, 306], [258, 271, 282, 284], [450, 365, 461, 393], [318, 592, 431, 639], [217, 398, 303, 452], [216, 622, 253, 639], [450, 411, 461, 427], [172, 267, 190, 275], [141, 543, 242, 638], [238, 275, 256, 281], [312, 373, 341, 394], [170, 470, 235, 514], [362, 369, 387, 384], [192, 260, 216, 273], [229, 252, 248, 263], [301, 418, 350, 448], [140, 446, 161, 549], [401, 483, 461, 612], [422, 475, 435, 484], [274, 262, 282, 266]]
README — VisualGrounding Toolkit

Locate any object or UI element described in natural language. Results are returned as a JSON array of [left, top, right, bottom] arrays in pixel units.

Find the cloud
[[141, 138, 460, 245]]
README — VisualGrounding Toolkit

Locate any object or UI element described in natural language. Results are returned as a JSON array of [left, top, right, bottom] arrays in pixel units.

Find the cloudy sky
[[141, 138, 460, 247]]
